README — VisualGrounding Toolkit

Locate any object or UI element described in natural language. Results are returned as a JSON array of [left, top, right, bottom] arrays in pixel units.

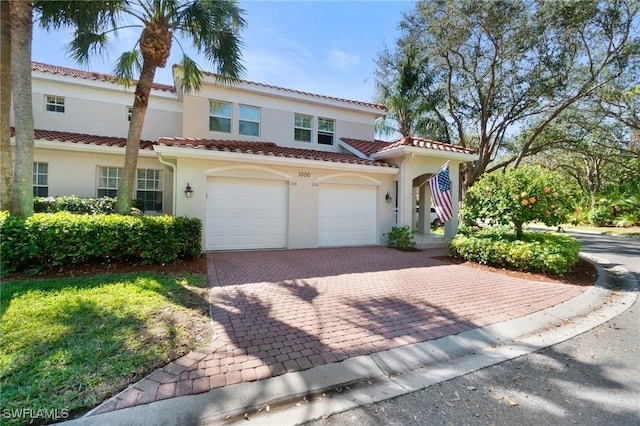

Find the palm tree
[[9, 0, 34, 217], [1, 0, 12, 210], [64, 0, 246, 214], [374, 42, 447, 141]]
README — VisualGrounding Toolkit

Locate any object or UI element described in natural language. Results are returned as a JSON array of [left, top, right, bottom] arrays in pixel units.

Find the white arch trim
[[204, 165, 292, 180], [317, 172, 381, 186]]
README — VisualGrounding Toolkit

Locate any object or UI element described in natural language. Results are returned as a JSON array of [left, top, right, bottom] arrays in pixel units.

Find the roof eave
[[371, 146, 477, 162], [154, 145, 399, 174], [337, 139, 369, 159]]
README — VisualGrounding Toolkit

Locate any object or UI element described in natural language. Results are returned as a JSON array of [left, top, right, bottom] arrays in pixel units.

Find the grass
[[0, 272, 211, 424]]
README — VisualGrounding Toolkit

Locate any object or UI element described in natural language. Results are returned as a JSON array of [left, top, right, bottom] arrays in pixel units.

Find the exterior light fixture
[[184, 183, 193, 198], [385, 191, 392, 203]]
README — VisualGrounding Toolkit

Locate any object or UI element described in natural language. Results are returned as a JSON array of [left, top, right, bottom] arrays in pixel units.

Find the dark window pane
[[295, 128, 311, 142], [210, 117, 231, 133], [239, 120, 259, 136], [318, 132, 333, 145]]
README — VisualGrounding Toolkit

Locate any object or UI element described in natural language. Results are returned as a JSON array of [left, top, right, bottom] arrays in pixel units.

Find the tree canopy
[[381, 0, 639, 190]]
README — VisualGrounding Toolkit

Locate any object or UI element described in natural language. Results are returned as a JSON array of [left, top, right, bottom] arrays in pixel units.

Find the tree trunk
[[1, 0, 12, 210], [514, 221, 523, 240], [9, 0, 33, 217], [115, 59, 156, 214]]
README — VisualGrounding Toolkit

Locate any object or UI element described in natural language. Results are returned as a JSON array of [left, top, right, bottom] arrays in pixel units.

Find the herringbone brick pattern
[[93, 247, 585, 414]]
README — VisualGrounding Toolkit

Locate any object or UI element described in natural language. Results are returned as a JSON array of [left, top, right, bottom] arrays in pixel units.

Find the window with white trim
[[209, 100, 232, 133], [318, 118, 335, 145], [45, 95, 65, 113], [294, 113, 312, 142], [239, 105, 260, 136], [136, 169, 163, 211], [97, 166, 163, 211], [33, 162, 48, 197], [97, 167, 122, 198], [127, 106, 133, 121]]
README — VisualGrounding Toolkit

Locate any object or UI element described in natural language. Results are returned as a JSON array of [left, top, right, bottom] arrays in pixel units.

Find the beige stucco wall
[[181, 83, 381, 152], [21, 74, 182, 141], [389, 155, 464, 239], [30, 143, 173, 214], [167, 154, 398, 249]]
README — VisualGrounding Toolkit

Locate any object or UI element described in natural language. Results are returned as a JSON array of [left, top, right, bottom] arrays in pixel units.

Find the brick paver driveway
[[95, 247, 585, 413]]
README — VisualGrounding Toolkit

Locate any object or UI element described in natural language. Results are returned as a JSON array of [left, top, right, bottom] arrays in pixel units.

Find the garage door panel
[[319, 184, 377, 247], [207, 178, 287, 250]]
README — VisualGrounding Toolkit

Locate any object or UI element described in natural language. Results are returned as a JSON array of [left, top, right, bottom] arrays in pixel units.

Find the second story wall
[[21, 71, 183, 141], [181, 79, 383, 153]]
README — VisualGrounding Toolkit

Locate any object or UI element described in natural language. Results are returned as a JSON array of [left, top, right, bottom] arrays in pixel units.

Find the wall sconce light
[[385, 191, 392, 203], [184, 183, 193, 198]]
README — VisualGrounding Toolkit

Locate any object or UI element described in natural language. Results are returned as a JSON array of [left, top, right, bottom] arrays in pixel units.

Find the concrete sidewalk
[[63, 248, 639, 426]]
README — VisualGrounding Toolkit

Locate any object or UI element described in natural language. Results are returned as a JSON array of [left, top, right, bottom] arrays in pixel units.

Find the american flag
[[428, 164, 453, 222]]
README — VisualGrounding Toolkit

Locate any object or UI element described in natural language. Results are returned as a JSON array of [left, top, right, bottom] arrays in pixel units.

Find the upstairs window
[[45, 95, 65, 113], [318, 118, 335, 145], [137, 169, 163, 212], [127, 106, 133, 121], [294, 113, 312, 142], [239, 105, 260, 136], [33, 162, 48, 197], [209, 101, 232, 133]]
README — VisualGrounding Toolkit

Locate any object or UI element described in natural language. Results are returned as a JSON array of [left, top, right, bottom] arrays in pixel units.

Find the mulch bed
[[4, 254, 597, 288], [3, 256, 209, 282], [433, 256, 598, 287]]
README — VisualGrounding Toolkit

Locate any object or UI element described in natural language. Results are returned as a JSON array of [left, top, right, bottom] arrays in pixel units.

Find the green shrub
[[0, 212, 202, 274], [587, 205, 613, 226], [386, 225, 416, 251], [34, 195, 117, 214], [449, 227, 581, 276], [34, 195, 146, 214]]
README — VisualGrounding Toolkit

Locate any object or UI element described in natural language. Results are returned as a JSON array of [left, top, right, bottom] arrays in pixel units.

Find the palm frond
[[66, 32, 111, 66], [177, 0, 246, 82], [174, 54, 202, 94], [113, 50, 142, 88]]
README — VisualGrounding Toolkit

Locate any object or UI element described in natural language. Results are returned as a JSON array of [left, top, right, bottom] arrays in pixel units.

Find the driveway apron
[[92, 247, 585, 414]]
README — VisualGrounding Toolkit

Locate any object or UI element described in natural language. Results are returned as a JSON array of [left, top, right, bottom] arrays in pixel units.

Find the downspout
[[157, 153, 177, 216]]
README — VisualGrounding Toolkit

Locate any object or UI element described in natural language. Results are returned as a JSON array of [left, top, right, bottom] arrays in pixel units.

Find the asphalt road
[[304, 233, 640, 426]]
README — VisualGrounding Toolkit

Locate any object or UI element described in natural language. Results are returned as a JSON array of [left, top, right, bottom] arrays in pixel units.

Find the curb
[[64, 255, 639, 426]]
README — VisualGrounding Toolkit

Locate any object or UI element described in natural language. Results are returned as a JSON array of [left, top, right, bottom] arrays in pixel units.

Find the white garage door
[[206, 177, 288, 250], [318, 184, 377, 247]]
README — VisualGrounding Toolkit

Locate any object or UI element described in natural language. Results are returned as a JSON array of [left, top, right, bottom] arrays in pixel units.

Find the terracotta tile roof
[[11, 127, 156, 150], [31, 62, 176, 93], [378, 136, 475, 154], [195, 67, 385, 111], [340, 138, 395, 156], [156, 137, 397, 168]]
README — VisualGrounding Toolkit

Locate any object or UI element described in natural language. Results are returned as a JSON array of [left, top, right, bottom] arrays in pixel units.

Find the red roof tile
[[11, 127, 156, 150], [342, 136, 475, 156], [379, 136, 475, 154], [195, 67, 386, 111], [156, 137, 396, 168], [31, 62, 176, 93], [340, 138, 395, 156]]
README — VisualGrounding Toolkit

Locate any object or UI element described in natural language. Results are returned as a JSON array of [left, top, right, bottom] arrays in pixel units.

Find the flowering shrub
[[463, 165, 578, 239]]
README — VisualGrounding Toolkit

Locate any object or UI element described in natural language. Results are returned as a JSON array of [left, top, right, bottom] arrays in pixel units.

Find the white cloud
[[326, 50, 360, 71]]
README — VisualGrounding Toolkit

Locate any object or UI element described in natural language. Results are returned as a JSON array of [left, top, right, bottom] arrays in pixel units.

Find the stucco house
[[11, 62, 476, 251]]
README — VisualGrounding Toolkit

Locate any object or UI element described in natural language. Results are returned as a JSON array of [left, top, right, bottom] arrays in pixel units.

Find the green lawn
[[0, 273, 211, 424]]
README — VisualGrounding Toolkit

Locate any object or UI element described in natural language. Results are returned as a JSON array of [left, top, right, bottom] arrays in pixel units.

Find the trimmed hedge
[[448, 226, 581, 276], [0, 212, 202, 274], [34, 195, 145, 214]]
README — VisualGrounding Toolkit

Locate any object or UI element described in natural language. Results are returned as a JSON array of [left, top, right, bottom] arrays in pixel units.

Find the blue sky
[[32, 1, 415, 103]]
